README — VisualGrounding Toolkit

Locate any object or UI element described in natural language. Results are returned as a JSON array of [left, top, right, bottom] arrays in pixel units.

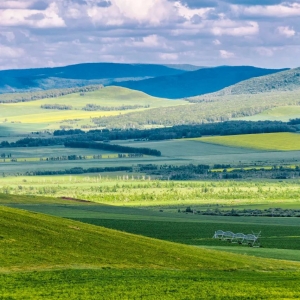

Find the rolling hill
[[113, 66, 288, 99], [0, 86, 188, 134], [2, 204, 300, 299], [209, 67, 300, 97], [2, 205, 296, 272], [0, 63, 188, 94]]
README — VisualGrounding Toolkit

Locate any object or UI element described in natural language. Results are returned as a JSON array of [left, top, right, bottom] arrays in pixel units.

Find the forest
[[64, 141, 162, 157], [0, 85, 103, 103], [0, 120, 296, 150]]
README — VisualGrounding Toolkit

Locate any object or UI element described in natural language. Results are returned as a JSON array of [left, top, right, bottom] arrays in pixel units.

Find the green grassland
[[0, 86, 187, 134], [2, 176, 300, 208], [1, 205, 300, 299], [237, 105, 300, 122], [195, 132, 300, 151], [2, 138, 300, 175], [92, 89, 300, 128]]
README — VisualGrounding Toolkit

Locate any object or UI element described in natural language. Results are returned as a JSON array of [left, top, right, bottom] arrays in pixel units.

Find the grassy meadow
[[1, 86, 300, 298], [3, 176, 300, 208], [0, 86, 187, 134], [195, 132, 300, 151], [237, 106, 300, 122], [1, 204, 300, 299], [5, 139, 300, 175]]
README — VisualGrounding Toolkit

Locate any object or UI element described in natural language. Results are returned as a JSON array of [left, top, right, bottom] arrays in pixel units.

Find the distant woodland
[[0, 85, 103, 103]]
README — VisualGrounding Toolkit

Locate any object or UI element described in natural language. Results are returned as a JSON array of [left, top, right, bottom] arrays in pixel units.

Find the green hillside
[[0, 86, 187, 134], [195, 133, 300, 151], [2, 198, 300, 298], [96, 89, 300, 128], [237, 106, 300, 122], [3, 205, 298, 272], [211, 67, 300, 96]]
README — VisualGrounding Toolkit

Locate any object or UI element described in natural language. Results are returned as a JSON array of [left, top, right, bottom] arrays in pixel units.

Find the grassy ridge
[[0, 86, 187, 133], [3, 205, 295, 272], [238, 106, 300, 122], [96, 89, 300, 128], [2, 269, 300, 299], [196, 133, 300, 151]]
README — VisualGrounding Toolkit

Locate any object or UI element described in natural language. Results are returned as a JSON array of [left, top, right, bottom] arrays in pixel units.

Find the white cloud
[[0, 45, 24, 58], [0, 2, 65, 28], [277, 26, 295, 38], [220, 49, 234, 59], [256, 47, 274, 57], [87, 0, 177, 26], [0, 32, 15, 42], [159, 53, 178, 60], [0, 1, 33, 9], [174, 1, 213, 20], [211, 21, 259, 36], [232, 3, 300, 18], [213, 39, 221, 45]]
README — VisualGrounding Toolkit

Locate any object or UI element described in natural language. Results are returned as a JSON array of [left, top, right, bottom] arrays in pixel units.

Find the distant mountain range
[[0, 63, 187, 93], [205, 67, 300, 97], [113, 66, 288, 99], [0, 63, 288, 98]]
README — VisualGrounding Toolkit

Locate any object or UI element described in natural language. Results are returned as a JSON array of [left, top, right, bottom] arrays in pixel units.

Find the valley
[[1, 63, 300, 299]]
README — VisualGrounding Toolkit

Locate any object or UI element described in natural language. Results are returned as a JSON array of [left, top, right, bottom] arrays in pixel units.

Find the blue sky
[[0, 0, 299, 69]]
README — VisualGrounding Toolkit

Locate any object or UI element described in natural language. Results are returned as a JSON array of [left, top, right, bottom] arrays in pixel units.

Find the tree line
[[0, 120, 296, 150], [82, 104, 150, 111], [54, 120, 296, 141], [64, 141, 162, 157], [41, 104, 73, 110], [0, 85, 103, 103], [26, 166, 132, 176]]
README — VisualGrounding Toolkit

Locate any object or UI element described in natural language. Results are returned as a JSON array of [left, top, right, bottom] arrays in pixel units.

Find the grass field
[[1, 205, 300, 299], [2, 139, 300, 176], [195, 132, 300, 151], [0, 86, 187, 134], [2, 176, 300, 208], [237, 106, 300, 122]]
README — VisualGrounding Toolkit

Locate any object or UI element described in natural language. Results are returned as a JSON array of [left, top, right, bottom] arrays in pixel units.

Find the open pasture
[[2, 176, 300, 208], [237, 105, 300, 122], [118, 138, 300, 165], [2, 194, 300, 261], [0, 86, 187, 133], [2, 139, 300, 175], [195, 132, 300, 151], [2, 205, 300, 299], [2, 268, 300, 300]]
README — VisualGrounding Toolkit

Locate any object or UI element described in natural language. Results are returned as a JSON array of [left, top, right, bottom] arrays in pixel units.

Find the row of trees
[[55, 120, 296, 141], [82, 104, 149, 111], [64, 141, 162, 157], [0, 85, 103, 103], [40, 103, 150, 111], [26, 166, 132, 176], [41, 104, 73, 110]]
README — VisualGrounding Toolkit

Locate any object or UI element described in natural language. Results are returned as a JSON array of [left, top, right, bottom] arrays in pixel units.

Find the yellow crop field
[[0, 86, 188, 133], [192, 132, 300, 151]]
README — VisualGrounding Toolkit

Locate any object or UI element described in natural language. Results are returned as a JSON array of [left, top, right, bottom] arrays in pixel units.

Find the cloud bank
[[0, 0, 299, 69]]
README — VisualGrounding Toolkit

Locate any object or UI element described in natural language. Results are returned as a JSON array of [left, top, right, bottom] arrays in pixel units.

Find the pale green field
[[0, 86, 187, 133], [194, 132, 300, 151], [2, 175, 300, 209], [236, 106, 300, 122]]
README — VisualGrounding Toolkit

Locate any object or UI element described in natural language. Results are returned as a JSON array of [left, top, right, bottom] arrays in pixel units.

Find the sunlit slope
[[95, 89, 300, 128], [212, 67, 300, 96], [195, 133, 300, 151], [0, 86, 187, 130], [1, 206, 299, 272], [237, 106, 300, 122]]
